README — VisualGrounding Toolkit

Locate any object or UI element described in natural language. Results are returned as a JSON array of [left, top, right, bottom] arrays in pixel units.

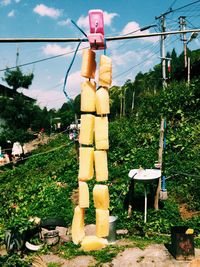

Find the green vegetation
[[48, 263, 62, 267], [0, 254, 31, 267], [3, 67, 34, 92], [0, 47, 200, 265]]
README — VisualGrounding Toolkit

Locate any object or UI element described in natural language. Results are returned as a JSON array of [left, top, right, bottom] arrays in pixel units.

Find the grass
[[48, 263, 62, 267], [55, 233, 171, 265]]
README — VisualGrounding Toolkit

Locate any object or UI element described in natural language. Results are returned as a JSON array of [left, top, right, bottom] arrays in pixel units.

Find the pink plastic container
[[89, 9, 104, 35], [88, 9, 105, 50]]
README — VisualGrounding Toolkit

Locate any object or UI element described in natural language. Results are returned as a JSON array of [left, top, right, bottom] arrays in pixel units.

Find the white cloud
[[42, 44, 74, 56], [194, 39, 200, 46], [121, 21, 159, 43], [1, 0, 11, 6], [103, 11, 119, 26], [33, 4, 61, 19], [15, 0, 20, 2], [77, 10, 118, 32], [8, 9, 15, 17], [77, 15, 89, 30], [112, 48, 158, 86], [58, 19, 71, 26], [20, 71, 82, 110], [112, 50, 142, 67], [67, 70, 83, 98], [20, 88, 66, 110], [121, 21, 140, 35]]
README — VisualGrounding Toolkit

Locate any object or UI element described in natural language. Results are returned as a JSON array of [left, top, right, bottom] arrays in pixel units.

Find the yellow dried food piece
[[95, 116, 109, 150], [81, 235, 108, 251], [96, 87, 110, 115], [81, 81, 96, 112], [94, 150, 108, 182], [71, 206, 85, 245], [78, 147, 94, 181], [99, 55, 112, 88], [79, 181, 89, 208], [96, 209, 109, 237], [93, 184, 109, 210], [79, 114, 95, 145], [81, 49, 96, 79]]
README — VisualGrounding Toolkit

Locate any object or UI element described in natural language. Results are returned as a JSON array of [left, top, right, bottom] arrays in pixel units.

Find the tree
[[58, 102, 74, 128], [3, 67, 34, 92]]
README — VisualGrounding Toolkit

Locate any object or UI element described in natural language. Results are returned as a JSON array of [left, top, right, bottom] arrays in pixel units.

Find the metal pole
[[161, 15, 167, 88], [144, 184, 147, 223], [179, 16, 187, 68], [131, 91, 135, 110], [0, 29, 200, 43], [188, 57, 191, 84]]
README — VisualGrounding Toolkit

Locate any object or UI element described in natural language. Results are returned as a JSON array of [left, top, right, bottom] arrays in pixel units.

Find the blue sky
[[0, 0, 200, 109]]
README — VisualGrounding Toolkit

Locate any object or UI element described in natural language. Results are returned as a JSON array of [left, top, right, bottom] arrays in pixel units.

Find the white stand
[[144, 184, 147, 223], [128, 169, 161, 223]]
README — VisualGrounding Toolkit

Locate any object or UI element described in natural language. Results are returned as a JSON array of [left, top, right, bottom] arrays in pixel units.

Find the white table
[[128, 169, 161, 223]]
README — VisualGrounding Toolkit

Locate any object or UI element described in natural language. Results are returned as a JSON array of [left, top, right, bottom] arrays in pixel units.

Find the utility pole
[[16, 46, 19, 67], [188, 57, 190, 84], [131, 91, 135, 110], [156, 11, 171, 88], [179, 16, 187, 69], [123, 86, 127, 116], [161, 15, 167, 88]]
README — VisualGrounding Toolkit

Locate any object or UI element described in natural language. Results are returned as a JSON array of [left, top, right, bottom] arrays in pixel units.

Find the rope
[[62, 40, 82, 109], [62, 19, 89, 109], [71, 20, 88, 38], [166, 172, 200, 179], [104, 37, 107, 55], [0, 141, 74, 169]]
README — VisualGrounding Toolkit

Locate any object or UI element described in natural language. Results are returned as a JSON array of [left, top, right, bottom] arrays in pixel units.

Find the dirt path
[[39, 243, 200, 267], [107, 244, 200, 267]]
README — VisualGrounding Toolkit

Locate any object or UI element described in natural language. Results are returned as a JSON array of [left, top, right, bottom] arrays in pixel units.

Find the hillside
[[0, 80, 200, 267], [0, 80, 200, 239]]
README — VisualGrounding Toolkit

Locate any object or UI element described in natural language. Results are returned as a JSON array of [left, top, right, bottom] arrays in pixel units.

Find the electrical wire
[[113, 32, 181, 81], [0, 46, 88, 72], [113, 45, 160, 79], [172, 0, 200, 13], [167, 0, 179, 11]]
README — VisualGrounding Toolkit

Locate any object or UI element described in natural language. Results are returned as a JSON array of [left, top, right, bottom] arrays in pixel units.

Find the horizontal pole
[[106, 29, 200, 41], [0, 37, 88, 43], [0, 29, 199, 43]]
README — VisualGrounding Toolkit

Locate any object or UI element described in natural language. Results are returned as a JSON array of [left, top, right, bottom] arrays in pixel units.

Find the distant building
[[0, 84, 36, 133], [0, 84, 35, 102]]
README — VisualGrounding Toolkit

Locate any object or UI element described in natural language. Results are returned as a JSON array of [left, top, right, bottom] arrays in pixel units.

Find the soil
[[41, 254, 97, 267], [2, 240, 199, 267], [39, 243, 200, 267], [179, 204, 200, 220]]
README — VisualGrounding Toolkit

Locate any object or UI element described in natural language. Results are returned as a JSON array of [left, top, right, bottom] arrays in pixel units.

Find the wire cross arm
[[0, 29, 200, 43]]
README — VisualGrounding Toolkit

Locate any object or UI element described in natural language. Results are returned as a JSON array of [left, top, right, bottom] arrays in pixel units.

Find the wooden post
[[154, 118, 164, 210]]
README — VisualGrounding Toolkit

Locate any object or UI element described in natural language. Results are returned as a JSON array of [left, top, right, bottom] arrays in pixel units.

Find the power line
[[167, 0, 179, 11], [0, 46, 88, 72], [1, 29, 200, 73], [155, 0, 200, 20], [113, 46, 160, 79], [172, 0, 200, 13], [113, 34, 180, 81]]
